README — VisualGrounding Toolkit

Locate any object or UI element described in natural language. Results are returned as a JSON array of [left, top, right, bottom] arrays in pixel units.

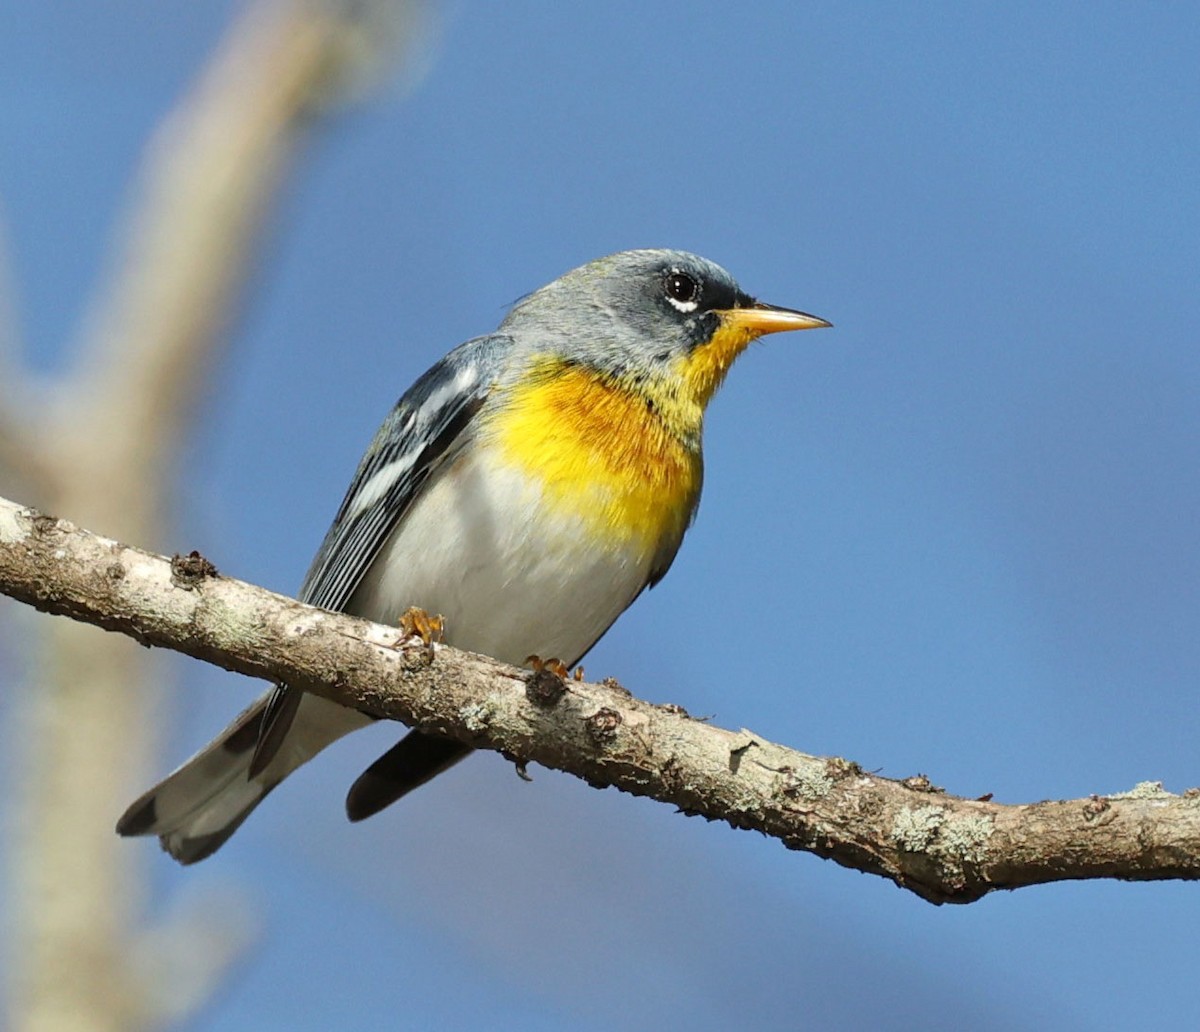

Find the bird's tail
[[116, 692, 371, 864]]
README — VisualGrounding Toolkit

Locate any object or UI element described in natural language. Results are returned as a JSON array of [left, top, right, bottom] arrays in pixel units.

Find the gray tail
[[116, 692, 370, 864]]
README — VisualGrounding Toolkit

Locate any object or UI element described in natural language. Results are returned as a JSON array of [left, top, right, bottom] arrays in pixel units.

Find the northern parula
[[117, 248, 830, 863]]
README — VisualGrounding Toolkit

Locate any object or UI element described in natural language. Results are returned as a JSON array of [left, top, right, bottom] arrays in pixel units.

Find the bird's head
[[504, 248, 830, 411]]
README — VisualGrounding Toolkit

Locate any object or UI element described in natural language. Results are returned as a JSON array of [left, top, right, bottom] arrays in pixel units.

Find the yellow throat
[[487, 321, 766, 551]]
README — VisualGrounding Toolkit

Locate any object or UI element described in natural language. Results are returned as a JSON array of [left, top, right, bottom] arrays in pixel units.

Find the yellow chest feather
[[486, 360, 703, 550]]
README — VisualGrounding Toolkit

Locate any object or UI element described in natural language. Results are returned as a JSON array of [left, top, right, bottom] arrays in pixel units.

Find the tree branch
[[2, 492, 1197, 906], [61, 0, 425, 502], [0, 204, 47, 494]]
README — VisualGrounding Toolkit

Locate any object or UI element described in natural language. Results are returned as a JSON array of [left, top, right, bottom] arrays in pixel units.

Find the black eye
[[665, 272, 699, 305]]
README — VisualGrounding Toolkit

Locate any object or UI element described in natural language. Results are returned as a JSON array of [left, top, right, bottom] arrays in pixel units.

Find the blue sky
[[2, 3, 1199, 1029]]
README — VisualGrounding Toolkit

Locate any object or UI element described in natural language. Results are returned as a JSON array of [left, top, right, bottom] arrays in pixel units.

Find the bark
[[3, 494, 1197, 907]]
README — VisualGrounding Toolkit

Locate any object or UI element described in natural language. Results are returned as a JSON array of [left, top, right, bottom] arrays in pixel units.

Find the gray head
[[501, 248, 829, 404]]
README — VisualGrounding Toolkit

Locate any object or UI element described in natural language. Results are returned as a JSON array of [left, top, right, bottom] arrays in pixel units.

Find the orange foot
[[398, 606, 444, 644], [524, 655, 570, 707], [525, 655, 570, 679]]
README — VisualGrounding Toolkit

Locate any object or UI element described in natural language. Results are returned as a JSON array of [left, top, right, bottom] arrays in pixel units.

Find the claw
[[525, 655, 569, 679], [398, 606, 444, 644], [524, 655, 569, 707]]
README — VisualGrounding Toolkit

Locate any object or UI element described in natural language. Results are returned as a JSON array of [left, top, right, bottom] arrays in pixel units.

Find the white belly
[[348, 447, 654, 666]]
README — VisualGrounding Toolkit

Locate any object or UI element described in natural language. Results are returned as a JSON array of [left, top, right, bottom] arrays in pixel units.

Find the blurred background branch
[[1, 2, 423, 1030], [0, 210, 46, 494]]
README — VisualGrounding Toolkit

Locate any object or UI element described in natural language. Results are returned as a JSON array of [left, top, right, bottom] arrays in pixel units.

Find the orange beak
[[715, 300, 832, 335]]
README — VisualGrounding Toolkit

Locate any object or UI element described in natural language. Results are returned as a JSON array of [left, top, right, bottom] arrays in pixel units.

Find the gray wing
[[249, 334, 509, 775]]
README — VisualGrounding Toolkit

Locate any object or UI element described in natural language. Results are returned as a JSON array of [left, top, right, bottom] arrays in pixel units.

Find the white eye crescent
[[664, 271, 700, 313]]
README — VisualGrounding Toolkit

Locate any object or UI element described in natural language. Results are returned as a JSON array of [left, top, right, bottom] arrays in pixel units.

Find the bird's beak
[[716, 301, 832, 336]]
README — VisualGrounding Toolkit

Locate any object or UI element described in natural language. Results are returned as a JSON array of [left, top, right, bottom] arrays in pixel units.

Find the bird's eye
[[664, 271, 700, 312]]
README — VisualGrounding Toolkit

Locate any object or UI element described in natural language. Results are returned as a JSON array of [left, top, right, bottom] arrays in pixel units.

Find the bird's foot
[[524, 655, 572, 706], [525, 655, 570, 679], [398, 606, 445, 644]]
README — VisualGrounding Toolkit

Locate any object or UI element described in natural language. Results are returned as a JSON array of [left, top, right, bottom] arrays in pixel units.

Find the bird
[[116, 248, 830, 863]]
